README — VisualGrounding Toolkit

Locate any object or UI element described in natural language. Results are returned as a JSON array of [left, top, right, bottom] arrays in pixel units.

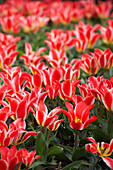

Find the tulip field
[[0, 0, 113, 169]]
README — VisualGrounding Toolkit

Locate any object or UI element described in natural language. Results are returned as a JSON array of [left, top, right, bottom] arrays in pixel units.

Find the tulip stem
[[93, 157, 100, 170], [83, 130, 85, 139], [52, 99, 54, 108], [47, 130, 51, 143], [96, 100, 98, 113], [32, 115, 34, 127], [75, 130, 78, 150], [42, 127, 44, 133], [110, 111, 112, 138], [101, 68, 103, 76], [106, 109, 109, 122]]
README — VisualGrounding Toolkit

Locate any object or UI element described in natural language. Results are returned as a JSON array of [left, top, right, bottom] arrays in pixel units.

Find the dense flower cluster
[[0, 0, 112, 33], [0, 0, 113, 169]]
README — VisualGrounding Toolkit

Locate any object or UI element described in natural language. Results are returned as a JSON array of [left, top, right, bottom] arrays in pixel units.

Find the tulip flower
[[16, 149, 41, 168], [77, 83, 90, 98], [100, 86, 113, 112], [0, 45, 18, 68], [81, 0, 95, 19], [95, 1, 112, 19], [0, 145, 41, 170], [62, 101, 97, 130], [58, 79, 80, 100], [87, 76, 112, 101], [100, 25, 113, 45], [31, 100, 63, 128], [47, 115, 65, 131], [44, 29, 75, 51], [73, 22, 100, 52], [85, 137, 113, 169], [0, 145, 19, 170], [80, 53, 99, 75], [43, 48, 68, 68], [0, 15, 20, 34], [0, 32, 21, 46], [60, 61, 80, 81], [6, 92, 38, 120], [68, 94, 95, 106], [91, 48, 113, 70], [0, 118, 38, 146], [42, 68, 61, 99], [20, 42, 46, 67], [45, 82, 59, 99], [37, 16, 49, 27], [20, 15, 40, 33]]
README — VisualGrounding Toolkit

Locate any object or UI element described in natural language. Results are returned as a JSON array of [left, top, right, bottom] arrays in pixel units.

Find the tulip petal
[[20, 132, 38, 144], [83, 116, 97, 129], [102, 157, 113, 169], [0, 160, 8, 170]]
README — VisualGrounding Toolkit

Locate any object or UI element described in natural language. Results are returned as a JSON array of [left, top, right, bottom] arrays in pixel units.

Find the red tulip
[[80, 53, 99, 75], [6, 92, 38, 120], [20, 42, 46, 67], [16, 149, 41, 167], [100, 25, 113, 45], [0, 118, 38, 146], [73, 22, 100, 51], [42, 68, 61, 99], [0, 32, 21, 46], [0, 45, 18, 68], [60, 61, 80, 81], [20, 15, 40, 33], [62, 101, 97, 130], [77, 83, 90, 98], [85, 137, 113, 169], [43, 48, 68, 68], [95, 1, 112, 19], [91, 48, 113, 69], [47, 115, 65, 131], [44, 29, 75, 51], [101, 86, 113, 111], [58, 79, 80, 100], [31, 100, 63, 128], [0, 145, 19, 170], [0, 15, 20, 34], [68, 94, 95, 106], [0, 145, 40, 170]]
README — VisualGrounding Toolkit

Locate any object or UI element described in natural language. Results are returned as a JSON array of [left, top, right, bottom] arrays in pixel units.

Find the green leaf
[[72, 147, 92, 161], [62, 160, 90, 170], [28, 161, 46, 169], [107, 112, 113, 138], [48, 131, 57, 144], [86, 127, 110, 142], [36, 132, 48, 162], [48, 145, 64, 156]]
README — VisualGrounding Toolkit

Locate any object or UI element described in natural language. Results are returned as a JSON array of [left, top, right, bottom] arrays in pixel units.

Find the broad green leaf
[[48, 131, 57, 144], [62, 160, 90, 170], [36, 132, 48, 162], [48, 145, 64, 156], [86, 127, 110, 142], [28, 161, 46, 169], [72, 147, 92, 161]]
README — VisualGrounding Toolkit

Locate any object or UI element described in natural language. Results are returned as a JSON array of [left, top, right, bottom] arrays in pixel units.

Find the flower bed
[[0, 0, 113, 169]]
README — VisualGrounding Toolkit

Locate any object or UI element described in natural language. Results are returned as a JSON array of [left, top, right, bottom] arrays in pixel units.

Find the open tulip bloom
[[85, 137, 113, 169], [31, 100, 64, 129], [62, 101, 97, 130]]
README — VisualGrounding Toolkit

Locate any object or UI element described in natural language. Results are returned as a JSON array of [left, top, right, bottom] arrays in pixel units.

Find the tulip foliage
[[0, 0, 113, 169]]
